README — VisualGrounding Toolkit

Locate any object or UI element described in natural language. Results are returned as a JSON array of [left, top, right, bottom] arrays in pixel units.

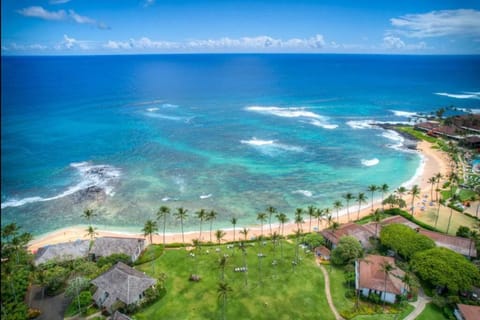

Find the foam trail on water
[[361, 158, 380, 167], [245, 106, 337, 129], [292, 190, 313, 197], [241, 138, 304, 154], [346, 120, 377, 129], [200, 194, 212, 199], [435, 92, 480, 100], [1, 162, 120, 209], [390, 110, 418, 118], [146, 107, 159, 112]]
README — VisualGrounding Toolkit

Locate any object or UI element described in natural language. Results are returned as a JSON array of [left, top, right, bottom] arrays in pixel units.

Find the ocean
[[1, 54, 479, 236]]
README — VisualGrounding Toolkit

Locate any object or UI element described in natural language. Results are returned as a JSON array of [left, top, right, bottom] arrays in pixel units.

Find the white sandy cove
[[28, 141, 451, 252]]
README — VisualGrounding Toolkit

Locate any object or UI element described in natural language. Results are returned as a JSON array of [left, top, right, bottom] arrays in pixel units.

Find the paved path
[[403, 288, 431, 320], [316, 259, 345, 320]]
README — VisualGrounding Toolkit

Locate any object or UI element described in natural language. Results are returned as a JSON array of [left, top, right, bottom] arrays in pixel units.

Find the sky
[[2, 0, 480, 55]]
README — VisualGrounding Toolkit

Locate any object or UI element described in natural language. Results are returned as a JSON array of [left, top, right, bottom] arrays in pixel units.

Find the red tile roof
[[357, 255, 405, 295], [418, 229, 477, 257], [457, 304, 480, 320], [321, 223, 374, 248]]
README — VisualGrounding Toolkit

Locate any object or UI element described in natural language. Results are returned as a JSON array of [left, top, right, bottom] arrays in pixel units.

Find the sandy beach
[[28, 139, 451, 252]]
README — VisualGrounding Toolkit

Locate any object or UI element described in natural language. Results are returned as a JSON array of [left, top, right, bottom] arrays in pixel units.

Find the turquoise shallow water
[[1, 54, 479, 235]]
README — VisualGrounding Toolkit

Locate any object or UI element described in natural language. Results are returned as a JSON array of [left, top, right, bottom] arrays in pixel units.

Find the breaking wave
[[245, 106, 337, 129], [292, 190, 313, 197], [361, 158, 380, 167], [435, 92, 480, 100], [390, 110, 418, 118], [240, 138, 304, 154], [1, 162, 120, 209]]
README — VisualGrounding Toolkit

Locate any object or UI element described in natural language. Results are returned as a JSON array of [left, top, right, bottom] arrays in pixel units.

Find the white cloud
[[17, 6, 109, 29], [17, 6, 66, 20], [56, 34, 91, 50], [68, 10, 96, 25], [50, 0, 71, 4], [383, 36, 405, 49], [390, 9, 480, 38]]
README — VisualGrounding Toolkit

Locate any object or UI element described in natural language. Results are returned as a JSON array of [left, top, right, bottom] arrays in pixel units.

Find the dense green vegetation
[[411, 247, 480, 292], [330, 236, 364, 266], [1, 223, 34, 320], [134, 240, 335, 320], [396, 126, 438, 143], [380, 224, 435, 260]]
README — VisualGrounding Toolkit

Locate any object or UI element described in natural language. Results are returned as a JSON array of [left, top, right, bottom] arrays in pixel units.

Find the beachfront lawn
[[133, 240, 335, 320], [326, 265, 413, 320], [415, 303, 449, 320], [396, 126, 438, 143], [416, 206, 478, 235]]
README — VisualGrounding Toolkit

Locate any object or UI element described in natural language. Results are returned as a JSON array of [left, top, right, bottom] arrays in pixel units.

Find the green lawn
[[133, 240, 335, 320], [415, 303, 449, 320], [327, 265, 414, 320]]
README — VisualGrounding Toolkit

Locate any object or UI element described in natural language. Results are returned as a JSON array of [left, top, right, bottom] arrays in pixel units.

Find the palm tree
[[333, 200, 343, 222], [266, 206, 276, 236], [156, 205, 170, 247], [372, 209, 382, 238], [174, 207, 188, 247], [427, 177, 436, 200], [207, 210, 218, 243], [380, 260, 395, 310], [230, 217, 237, 242], [215, 229, 226, 246], [240, 227, 249, 241], [435, 199, 445, 229], [218, 256, 228, 281], [380, 184, 389, 212], [367, 185, 378, 211], [323, 208, 331, 226], [277, 213, 288, 238], [326, 214, 333, 228], [410, 185, 420, 216], [82, 208, 96, 227], [331, 221, 340, 234], [314, 208, 323, 231], [343, 193, 355, 221], [356, 192, 367, 221], [217, 281, 232, 320], [307, 205, 316, 232], [196, 209, 207, 242], [294, 212, 304, 233], [256, 212, 267, 240], [446, 194, 460, 234], [294, 208, 303, 229], [435, 172, 443, 201], [396, 186, 407, 201], [142, 220, 157, 244]]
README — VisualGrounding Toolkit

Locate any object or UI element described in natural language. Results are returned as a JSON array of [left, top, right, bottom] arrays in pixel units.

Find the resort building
[[314, 246, 331, 260], [355, 254, 406, 304], [363, 215, 420, 235], [34, 239, 90, 266], [417, 229, 477, 258], [91, 262, 156, 314], [91, 237, 145, 263], [321, 223, 374, 249], [111, 311, 133, 320], [454, 304, 480, 320]]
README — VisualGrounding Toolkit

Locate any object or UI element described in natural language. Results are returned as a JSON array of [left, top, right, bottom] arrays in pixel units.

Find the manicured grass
[[396, 126, 438, 143], [352, 304, 414, 320], [134, 244, 164, 265], [415, 303, 449, 320], [134, 240, 335, 320], [416, 205, 478, 235]]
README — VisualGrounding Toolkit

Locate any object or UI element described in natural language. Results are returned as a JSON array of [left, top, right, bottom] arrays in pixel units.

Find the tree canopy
[[330, 235, 364, 266], [380, 224, 435, 260], [303, 233, 324, 250], [411, 247, 480, 292]]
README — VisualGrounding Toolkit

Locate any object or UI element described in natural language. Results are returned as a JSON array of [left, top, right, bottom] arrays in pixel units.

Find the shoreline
[[27, 139, 451, 252]]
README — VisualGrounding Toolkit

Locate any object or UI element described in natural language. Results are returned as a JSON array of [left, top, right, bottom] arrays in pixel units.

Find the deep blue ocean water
[[2, 54, 479, 235]]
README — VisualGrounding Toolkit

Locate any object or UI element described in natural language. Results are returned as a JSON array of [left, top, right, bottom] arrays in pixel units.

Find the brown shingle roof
[[315, 246, 331, 257], [415, 122, 439, 131], [363, 215, 420, 235], [457, 304, 480, 320], [321, 223, 374, 248], [417, 229, 477, 257], [111, 311, 132, 320], [34, 240, 89, 266], [357, 255, 405, 295], [91, 262, 156, 309], [91, 237, 145, 262]]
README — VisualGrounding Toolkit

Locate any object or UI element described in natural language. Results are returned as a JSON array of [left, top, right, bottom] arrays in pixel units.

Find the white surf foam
[[245, 106, 337, 129], [346, 120, 377, 129], [457, 107, 480, 114], [435, 92, 480, 100], [146, 107, 159, 112], [401, 154, 425, 189], [361, 158, 380, 167], [1, 162, 121, 209], [200, 194, 212, 199], [292, 190, 313, 197], [390, 110, 418, 118], [162, 103, 179, 108], [240, 138, 304, 154]]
